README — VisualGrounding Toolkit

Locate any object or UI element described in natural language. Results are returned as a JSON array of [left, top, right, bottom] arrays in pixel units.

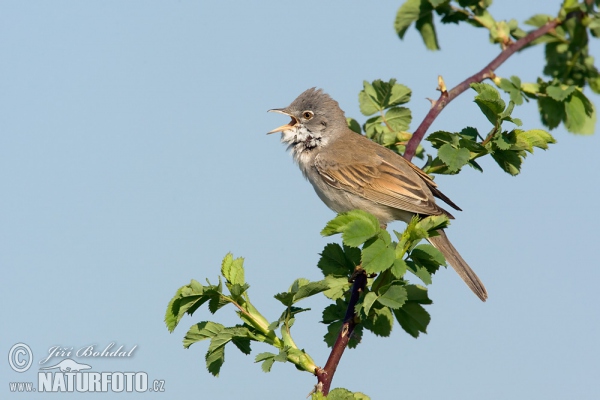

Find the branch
[[315, 269, 368, 396], [402, 15, 573, 161]]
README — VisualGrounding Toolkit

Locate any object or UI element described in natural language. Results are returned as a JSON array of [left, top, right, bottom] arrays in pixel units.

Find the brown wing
[[314, 146, 452, 218]]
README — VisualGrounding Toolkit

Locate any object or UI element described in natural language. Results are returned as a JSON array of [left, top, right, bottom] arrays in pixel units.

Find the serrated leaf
[[491, 149, 522, 175], [412, 244, 446, 270], [471, 82, 506, 125], [362, 238, 396, 273], [394, 0, 421, 39], [511, 129, 556, 152], [221, 253, 245, 286], [255, 352, 276, 373], [184, 321, 225, 348], [437, 143, 470, 173], [524, 14, 553, 28], [205, 345, 225, 376], [389, 83, 412, 106], [359, 82, 381, 116], [564, 90, 596, 134], [231, 337, 251, 355], [493, 132, 514, 150], [325, 388, 371, 400], [546, 85, 576, 101], [362, 291, 379, 316], [405, 284, 432, 304], [377, 284, 408, 309], [406, 260, 432, 285], [391, 258, 408, 278], [416, 6, 440, 50], [394, 303, 431, 338], [363, 307, 394, 337], [321, 210, 380, 247], [318, 243, 355, 277], [426, 131, 459, 148], [274, 291, 295, 306], [385, 107, 412, 131], [459, 126, 479, 141], [538, 97, 565, 129], [347, 118, 362, 134], [323, 276, 351, 300], [293, 280, 329, 302]]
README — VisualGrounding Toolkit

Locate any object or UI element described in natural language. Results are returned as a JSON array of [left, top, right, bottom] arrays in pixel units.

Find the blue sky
[[1, 1, 599, 399]]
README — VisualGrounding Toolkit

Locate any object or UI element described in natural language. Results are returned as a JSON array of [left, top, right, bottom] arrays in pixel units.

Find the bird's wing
[[314, 146, 452, 217]]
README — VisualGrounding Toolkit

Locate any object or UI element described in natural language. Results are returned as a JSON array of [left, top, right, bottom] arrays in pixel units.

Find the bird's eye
[[302, 111, 314, 120]]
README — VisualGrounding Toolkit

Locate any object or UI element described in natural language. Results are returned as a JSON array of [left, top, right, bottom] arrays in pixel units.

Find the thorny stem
[[403, 14, 579, 161], [315, 269, 368, 396]]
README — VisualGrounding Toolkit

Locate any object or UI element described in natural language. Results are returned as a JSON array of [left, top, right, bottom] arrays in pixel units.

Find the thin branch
[[315, 270, 368, 396], [402, 16, 573, 161]]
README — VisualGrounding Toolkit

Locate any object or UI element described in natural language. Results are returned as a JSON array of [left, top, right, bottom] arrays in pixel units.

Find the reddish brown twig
[[315, 270, 368, 396], [403, 16, 570, 161]]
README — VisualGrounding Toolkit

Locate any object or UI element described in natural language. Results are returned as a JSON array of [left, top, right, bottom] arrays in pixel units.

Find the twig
[[315, 270, 368, 396], [402, 15, 575, 161]]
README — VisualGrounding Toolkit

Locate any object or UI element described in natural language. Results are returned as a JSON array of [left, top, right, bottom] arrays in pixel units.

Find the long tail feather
[[427, 230, 488, 302]]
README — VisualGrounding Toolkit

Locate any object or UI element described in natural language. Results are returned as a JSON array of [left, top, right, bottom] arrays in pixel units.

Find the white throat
[[280, 125, 326, 165]]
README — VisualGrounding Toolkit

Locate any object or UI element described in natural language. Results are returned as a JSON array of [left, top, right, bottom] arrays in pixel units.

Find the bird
[[268, 87, 487, 301]]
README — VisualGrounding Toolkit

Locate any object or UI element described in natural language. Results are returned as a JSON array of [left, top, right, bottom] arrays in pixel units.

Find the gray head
[[268, 88, 347, 137]]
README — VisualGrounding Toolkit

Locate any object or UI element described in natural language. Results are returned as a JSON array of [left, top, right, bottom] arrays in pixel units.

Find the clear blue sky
[[1, 1, 599, 399]]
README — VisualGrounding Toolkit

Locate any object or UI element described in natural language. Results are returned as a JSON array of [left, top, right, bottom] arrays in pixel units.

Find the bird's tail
[[427, 230, 488, 302]]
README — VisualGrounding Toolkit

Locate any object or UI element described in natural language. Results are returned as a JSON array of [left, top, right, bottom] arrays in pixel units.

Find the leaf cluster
[[320, 210, 448, 342], [425, 82, 557, 175], [348, 79, 423, 159]]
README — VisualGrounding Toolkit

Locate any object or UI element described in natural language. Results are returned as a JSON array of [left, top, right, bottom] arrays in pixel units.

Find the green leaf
[[427, 131, 459, 148], [359, 81, 381, 116], [325, 388, 371, 400], [546, 85, 576, 101], [497, 76, 523, 105], [492, 132, 514, 150], [293, 280, 329, 302], [347, 118, 362, 134], [491, 149, 523, 175], [385, 107, 412, 131], [394, 0, 421, 39], [416, 5, 440, 50], [255, 352, 276, 373], [394, 303, 431, 338], [323, 276, 351, 300], [231, 337, 252, 355], [274, 291, 295, 307], [183, 321, 225, 348], [391, 258, 408, 278], [406, 260, 432, 285], [318, 243, 356, 277], [471, 82, 506, 125], [538, 97, 565, 130], [322, 299, 346, 323], [412, 244, 446, 271], [321, 210, 380, 247], [363, 307, 394, 337], [524, 14, 553, 28], [221, 253, 245, 287], [362, 238, 396, 274], [377, 284, 408, 309], [511, 129, 556, 152], [205, 344, 225, 376], [564, 90, 596, 134], [405, 284, 432, 304], [437, 143, 470, 173], [362, 291, 379, 317]]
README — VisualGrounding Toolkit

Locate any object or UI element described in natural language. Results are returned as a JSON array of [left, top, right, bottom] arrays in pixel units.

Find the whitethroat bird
[[268, 88, 487, 302]]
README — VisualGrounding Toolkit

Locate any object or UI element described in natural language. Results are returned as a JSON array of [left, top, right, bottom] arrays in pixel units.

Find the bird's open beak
[[267, 109, 298, 134]]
